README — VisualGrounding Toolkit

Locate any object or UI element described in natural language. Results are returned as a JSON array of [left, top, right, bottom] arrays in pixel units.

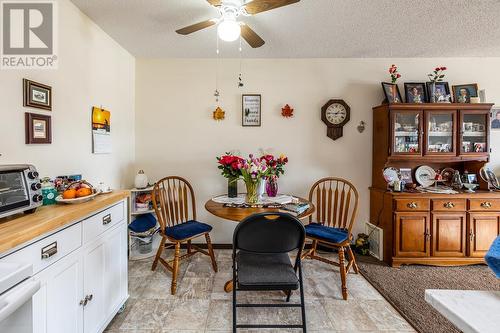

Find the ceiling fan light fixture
[[217, 19, 241, 42]]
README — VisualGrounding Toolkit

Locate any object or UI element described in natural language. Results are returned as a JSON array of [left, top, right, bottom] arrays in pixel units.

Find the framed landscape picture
[[25, 113, 52, 144], [23, 79, 52, 110], [242, 94, 261, 127]]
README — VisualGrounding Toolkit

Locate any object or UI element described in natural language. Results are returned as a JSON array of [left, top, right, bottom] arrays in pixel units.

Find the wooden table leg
[[224, 279, 233, 293]]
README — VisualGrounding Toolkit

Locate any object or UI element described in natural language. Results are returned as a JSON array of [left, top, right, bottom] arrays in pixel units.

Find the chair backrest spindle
[[152, 176, 197, 232], [308, 177, 359, 234]]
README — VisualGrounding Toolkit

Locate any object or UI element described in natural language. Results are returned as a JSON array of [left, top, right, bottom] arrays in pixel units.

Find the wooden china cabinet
[[370, 103, 500, 266]]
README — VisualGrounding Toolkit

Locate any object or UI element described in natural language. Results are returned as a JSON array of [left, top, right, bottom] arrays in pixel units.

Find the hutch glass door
[[392, 111, 421, 155], [426, 111, 456, 155], [460, 112, 488, 154]]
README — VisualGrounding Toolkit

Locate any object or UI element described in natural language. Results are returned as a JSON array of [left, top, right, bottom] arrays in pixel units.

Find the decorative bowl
[[463, 183, 478, 193]]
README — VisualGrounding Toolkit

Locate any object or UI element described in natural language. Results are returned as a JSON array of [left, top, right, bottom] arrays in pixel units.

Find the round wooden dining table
[[204, 195, 315, 292], [204, 195, 315, 222]]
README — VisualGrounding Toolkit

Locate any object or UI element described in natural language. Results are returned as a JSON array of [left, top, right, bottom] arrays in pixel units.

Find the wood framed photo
[[25, 113, 52, 144], [404, 82, 427, 103], [491, 107, 500, 130], [426, 81, 450, 103], [23, 79, 52, 110], [452, 83, 478, 103], [242, 94, 261, 127], [381, 82, 402, 104]]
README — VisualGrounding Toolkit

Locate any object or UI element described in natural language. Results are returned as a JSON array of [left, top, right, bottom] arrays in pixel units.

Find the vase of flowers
[[217, 153, 244, 198], [240, 154, 271, 204], [260, 154, 288, 197], [427, 66, 447, 103]]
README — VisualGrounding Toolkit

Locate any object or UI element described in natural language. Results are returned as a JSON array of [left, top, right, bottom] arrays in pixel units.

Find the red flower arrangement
[[260, 154, 288, 177], [217, 153, 245, 179], [428, 66, 447, 82], [389, 64, 401, 84]]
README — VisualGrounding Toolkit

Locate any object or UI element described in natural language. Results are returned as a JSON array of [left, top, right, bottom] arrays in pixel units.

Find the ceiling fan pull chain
[[238, 36, 244, 88]]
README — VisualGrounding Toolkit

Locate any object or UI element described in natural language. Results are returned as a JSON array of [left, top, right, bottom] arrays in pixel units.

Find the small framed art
[[426, 82, 450, 103], [452, 84, 478, 103], [491, 107, 500, 130], [25, 113, 52, 144], [23, 79, 52, 110], [242, 94, 261, 127], [381, 82, 402, 104], [404, 83, 427, 103]]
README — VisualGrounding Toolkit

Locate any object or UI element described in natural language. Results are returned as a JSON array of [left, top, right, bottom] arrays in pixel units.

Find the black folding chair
[[232, 212, 307, 332]]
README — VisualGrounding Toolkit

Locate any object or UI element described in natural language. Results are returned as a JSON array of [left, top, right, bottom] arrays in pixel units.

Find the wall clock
[[321, 99, 350, 140]]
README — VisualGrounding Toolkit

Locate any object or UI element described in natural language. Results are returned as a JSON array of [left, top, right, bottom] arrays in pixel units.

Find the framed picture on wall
[[25, 113, 52, 144], [23, 79, 52, 110], [242, 94, 261, 127], [491, 107, 500, 130]]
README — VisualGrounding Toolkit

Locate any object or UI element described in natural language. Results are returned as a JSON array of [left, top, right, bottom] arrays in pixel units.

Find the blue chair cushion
[[164, 220, 212, 240], [485, 235, 500, 278], [305, 223, 349, 244], [128, 213, 157, 233]]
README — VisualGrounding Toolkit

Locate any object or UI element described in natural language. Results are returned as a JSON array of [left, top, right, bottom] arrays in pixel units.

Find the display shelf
[[395, 131, 418, 136], [131, 209, 155, 216], [428, 131, 453, 136], [463, 131, 486, 137]]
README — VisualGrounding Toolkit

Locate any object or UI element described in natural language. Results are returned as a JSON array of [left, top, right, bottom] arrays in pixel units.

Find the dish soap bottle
[[41, 177, 58, 205]]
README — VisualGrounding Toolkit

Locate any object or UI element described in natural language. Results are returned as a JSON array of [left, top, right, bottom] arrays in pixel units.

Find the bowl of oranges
[[55, 180, 99, 204]]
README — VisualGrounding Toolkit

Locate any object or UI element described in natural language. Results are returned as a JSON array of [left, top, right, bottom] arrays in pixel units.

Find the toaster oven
[[0, 165, 43, 219]]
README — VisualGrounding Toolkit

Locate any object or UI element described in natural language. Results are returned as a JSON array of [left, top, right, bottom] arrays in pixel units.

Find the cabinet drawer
[[468, 199, 500, 211], [83, 201, 125, 243], [432, 199, 466, 211], [395, 198, 429, 211], [0, 222, 82, 275]]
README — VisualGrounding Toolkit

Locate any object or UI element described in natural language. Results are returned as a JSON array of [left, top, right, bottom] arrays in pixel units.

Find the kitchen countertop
[[0, 190, 129, 255], [425, 289, 500, 333]]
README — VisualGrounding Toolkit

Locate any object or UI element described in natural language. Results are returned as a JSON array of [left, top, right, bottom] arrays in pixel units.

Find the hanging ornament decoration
[[281, 104, 294, 118], [213, 106, 225, 121]]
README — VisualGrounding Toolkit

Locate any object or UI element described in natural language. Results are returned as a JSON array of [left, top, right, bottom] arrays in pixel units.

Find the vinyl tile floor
[[104, 249, 415, 333]]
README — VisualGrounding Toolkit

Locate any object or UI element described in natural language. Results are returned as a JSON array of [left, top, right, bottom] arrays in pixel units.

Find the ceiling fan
[[175, 0, 300, 48]]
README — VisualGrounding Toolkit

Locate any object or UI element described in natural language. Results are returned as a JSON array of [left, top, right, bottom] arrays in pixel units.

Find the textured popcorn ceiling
[[70, 0, 500, 58]]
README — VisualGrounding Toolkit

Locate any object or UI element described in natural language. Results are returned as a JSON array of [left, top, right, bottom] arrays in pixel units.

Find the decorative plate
[[440, 167, 455, 186], [55, 190, 99, 204], [383, 167, 400, 185], [415, 165, 436, 188]]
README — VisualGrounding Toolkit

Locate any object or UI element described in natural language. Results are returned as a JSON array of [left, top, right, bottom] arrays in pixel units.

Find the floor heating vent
[[365, 221, 383, 260]]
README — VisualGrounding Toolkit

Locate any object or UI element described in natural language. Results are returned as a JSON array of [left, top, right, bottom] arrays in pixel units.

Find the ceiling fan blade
[[176, 19, 217, 35], [244, 0, 300, 15], [240, 23, 265, 48], [206, 0, 221, 6]]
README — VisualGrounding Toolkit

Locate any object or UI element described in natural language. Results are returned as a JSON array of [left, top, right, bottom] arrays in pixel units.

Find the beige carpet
[[358, 255, 500, 333]]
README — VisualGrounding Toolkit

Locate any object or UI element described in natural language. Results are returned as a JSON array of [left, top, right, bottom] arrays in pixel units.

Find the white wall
[[135, 58, 500, 243], [0, 0, 135, 188]]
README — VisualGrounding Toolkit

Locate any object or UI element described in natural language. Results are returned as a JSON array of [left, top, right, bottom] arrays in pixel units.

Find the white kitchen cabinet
[[2, 199, 128, 333], [32, 250, 84, 333]]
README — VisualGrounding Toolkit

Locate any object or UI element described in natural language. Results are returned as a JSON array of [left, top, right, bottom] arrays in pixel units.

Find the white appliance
[[0, 263, 40, 333]]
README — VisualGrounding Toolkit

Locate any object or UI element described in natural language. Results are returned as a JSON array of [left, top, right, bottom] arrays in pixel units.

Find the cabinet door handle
[[443, 202, 455, 209], [407, 202, 418, 209], [102, 214, 112, 225], [469, 230, 475, 242], [480, 202, 492, 209], [79, 294, 94, 307], [41, 242, 58, 259]]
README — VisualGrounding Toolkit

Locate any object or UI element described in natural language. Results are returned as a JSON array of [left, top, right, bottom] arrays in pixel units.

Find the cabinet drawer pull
[[407, 202, 418, 209], [480, 202, 492, 209], [79, 294, 94, 307], [443, 202, 455, 209], [102, 214, 112, 225], [41, 242, 58, 259]]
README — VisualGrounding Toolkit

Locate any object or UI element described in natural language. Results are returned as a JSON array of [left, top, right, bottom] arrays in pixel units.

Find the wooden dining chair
[[301, 177, 359, 300], [151, 176, 217, 295]]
